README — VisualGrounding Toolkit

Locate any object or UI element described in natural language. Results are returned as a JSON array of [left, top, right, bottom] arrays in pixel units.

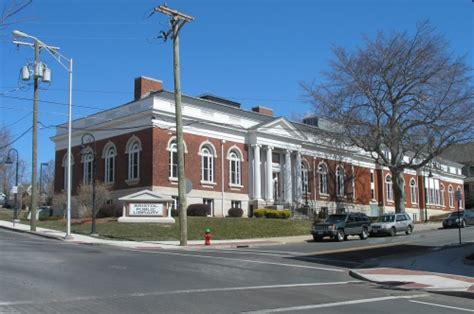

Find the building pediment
[[253, 117, 307, 141], [118, 189, 173, 202]]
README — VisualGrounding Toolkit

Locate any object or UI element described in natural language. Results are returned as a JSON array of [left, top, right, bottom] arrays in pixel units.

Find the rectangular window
[[231, 200, 241, 209], [203, 198, 214, 216], [370, 171, 374, 183]]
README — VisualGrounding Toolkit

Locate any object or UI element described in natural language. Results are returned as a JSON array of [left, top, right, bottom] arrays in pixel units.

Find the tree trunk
[[391, 169, 405, 213]]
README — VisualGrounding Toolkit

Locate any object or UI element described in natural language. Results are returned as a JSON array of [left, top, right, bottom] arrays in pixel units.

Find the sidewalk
[[351, 243, 474, 299], [0, 219, 443, 250], [0, 219, 302, 249]]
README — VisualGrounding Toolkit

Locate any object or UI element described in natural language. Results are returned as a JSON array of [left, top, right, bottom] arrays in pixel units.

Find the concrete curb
[[349, 269, 474, 299], [0, 224, 64, 241]]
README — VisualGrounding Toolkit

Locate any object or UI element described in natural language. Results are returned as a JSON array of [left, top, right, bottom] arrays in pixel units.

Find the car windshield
[[448, 212, 464, 218], [325, 215, 347, 223], [377, 215, 395, 222]]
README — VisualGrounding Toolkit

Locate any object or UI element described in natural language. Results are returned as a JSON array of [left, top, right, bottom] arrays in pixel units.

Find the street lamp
[[5, 148, 19, 223], [81, 133, 97, 236], [12, 30, 73, 238]]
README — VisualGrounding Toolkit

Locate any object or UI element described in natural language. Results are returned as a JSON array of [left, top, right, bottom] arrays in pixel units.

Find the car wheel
[[359, 227, 369, 240], [405, 225, 413, 235], [389, 227, 396, 237], [313, 235, 322, 242], [336, 229, 345, 242]]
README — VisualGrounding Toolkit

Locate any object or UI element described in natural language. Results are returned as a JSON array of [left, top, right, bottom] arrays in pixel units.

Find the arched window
[[457, 187, 463, 209], [318, 163, 328, 195], [126, 139, 141, 181], [440, 184, 445, 206], [410, 179, 417, 204], [386, 175, 393, 201], [301, 162, 309, 195], [62, 153, 74, 191], [448, 186, 454, 207], [229, 150, 241, 186], [169, 141, 178, 180], [81, 148, 94, 185], [336, 166, 344, 197], [103, 144, 116, 184], [201, 146, 214, 183]]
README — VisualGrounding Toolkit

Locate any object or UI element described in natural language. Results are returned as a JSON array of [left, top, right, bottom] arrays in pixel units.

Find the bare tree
[[0, 0, 32, 30], [40, 160, 55, 205], [302, 22, 474, 213], [76, 182, 111, 218]]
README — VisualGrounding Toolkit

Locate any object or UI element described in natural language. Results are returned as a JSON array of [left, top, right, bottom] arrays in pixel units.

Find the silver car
[[370, 213, 413, 236]]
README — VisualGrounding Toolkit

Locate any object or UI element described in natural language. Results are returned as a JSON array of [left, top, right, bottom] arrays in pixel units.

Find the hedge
[[253, 208, 290, 219], [187, 203, 210, 217], [227, 207, 244, 217]]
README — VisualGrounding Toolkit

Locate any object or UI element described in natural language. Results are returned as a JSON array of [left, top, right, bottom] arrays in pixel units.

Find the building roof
[[440, 142, 474, 165]]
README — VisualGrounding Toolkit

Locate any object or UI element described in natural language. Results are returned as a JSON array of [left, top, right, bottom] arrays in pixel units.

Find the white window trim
[[410, 179, 417, 204], [169, 142, 178, 180], [318, 162, 328, 195], [336, 166, 344, 197], [127, 141, 141, 181], [448, 185, 454, 208], [200, 146, 215, 184], [386, 175, 393, 202], [229, 150, 242, 186], [103, 144, 116, 184]]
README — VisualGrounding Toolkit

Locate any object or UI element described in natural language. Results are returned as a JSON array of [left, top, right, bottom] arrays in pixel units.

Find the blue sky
[[0, 0, 472, 173]]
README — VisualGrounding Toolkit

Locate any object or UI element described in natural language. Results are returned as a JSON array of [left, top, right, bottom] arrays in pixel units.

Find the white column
[[284, 150, 292, 203], [253, 145, 261, 200], [265, 146, 273, 201], [295, 151, 302, 204]]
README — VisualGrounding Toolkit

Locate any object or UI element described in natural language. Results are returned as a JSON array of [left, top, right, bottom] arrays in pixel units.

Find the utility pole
[[30, 40, 40, 231], [154, 5, 194, 246]]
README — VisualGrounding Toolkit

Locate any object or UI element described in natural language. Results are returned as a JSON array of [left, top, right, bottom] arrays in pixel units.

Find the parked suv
[[370, 213, 413, 236], [311, 212, 371, 242], [442, 210, 474, 228]]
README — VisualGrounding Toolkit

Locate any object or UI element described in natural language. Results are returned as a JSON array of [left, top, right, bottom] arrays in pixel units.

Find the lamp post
[[5, 148, 19, 223], [12, 30, 73, 238], [39, 162, 48, 206], [81, 133, 97, 236]]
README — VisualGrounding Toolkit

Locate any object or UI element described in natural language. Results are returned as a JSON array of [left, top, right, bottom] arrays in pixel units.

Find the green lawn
[[0, 209, 312, 241]]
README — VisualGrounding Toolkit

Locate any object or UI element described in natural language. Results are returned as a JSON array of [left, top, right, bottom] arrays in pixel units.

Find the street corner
[[349, 267, 474, 299]]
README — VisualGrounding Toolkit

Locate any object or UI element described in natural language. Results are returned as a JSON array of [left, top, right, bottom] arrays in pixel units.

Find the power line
[[2, 112, 31, 128], [0, 126, 33, 150]]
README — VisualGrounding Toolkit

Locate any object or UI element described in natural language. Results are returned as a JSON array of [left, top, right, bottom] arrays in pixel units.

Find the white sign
[[11, 186, 18, 194], [129, 203, 163, 216]]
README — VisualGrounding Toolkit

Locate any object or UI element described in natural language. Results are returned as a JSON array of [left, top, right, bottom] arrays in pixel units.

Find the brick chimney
[[252, 106, 273, 117], [134, 76, 163, 100]]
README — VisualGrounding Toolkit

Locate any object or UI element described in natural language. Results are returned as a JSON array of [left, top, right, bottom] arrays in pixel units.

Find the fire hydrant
[[204, 227, 212, 246]]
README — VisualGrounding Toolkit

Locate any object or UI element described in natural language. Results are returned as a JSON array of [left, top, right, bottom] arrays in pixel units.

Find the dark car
[[311, 212, 371, 242], [442, 210, 474, 228]]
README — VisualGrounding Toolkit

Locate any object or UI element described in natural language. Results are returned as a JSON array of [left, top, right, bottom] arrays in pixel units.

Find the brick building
[[52, 77, 465, 219]]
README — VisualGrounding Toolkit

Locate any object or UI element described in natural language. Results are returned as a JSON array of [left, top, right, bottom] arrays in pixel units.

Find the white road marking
[[409, 300, 474, 312], [126, 249, 346, 272], [0, 281, 359, 307], [243, 294, 429, 313]]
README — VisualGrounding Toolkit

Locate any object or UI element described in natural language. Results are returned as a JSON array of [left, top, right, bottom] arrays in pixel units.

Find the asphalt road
[[1, 228, 473, 313]]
